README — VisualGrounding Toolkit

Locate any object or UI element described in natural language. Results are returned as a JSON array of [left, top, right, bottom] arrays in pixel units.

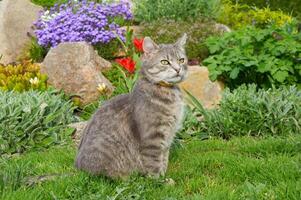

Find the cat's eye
[[161, 60, 170, 65], [179, 58, 185, 63]]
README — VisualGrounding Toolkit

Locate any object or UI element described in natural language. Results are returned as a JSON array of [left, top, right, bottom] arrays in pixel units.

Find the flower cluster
[[133, 38, 144, 53], [116, 57, 136, 73], [34, 0, 133, 47], [115, 37, 144, 73]]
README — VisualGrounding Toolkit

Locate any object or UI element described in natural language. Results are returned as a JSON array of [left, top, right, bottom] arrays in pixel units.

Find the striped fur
[[75, 34, 188, 178]]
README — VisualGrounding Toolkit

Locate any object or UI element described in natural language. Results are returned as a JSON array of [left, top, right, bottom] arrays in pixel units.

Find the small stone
[[41, 42, 114, 105], [214, 23, 231, 33], [164, 178, 176, 186], [69, 121, 88, 146], [179, 65, 224, 109]]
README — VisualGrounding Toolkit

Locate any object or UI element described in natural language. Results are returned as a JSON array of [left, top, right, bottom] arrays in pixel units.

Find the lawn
[[1, 135, 301, 200]]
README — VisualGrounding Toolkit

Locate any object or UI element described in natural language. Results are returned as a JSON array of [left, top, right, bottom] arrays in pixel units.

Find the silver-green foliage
[[187, 85, 301, 138], [133, 0, 222, 22], [0, 90, 75, 155]]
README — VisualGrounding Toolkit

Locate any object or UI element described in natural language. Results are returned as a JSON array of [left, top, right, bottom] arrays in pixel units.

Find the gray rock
[[215, 23, 231, 33], [41, 42, 114, 105], [179, 65, 224, 109], [0, 0, 42, 64], [69, 121, 88, 146]]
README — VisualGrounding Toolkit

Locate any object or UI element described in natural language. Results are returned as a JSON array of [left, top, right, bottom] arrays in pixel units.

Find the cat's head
[[141, 34, 188, 85]]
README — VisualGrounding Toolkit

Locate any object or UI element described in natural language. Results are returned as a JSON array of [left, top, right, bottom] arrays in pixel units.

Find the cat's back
[[76, 93, 141, 176], [98, 93, 131, 114]]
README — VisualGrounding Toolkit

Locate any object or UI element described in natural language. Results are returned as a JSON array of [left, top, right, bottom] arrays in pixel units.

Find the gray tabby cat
[[75, 34, 188, 178]]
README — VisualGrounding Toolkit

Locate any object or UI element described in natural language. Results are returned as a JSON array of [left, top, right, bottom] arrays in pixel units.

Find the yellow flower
[[29, 77, 39, 85], [97, 83, 107, 93]]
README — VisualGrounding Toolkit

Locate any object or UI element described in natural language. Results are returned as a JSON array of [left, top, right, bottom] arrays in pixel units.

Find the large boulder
[[41, 42, 114, 105], [179, 65, 224, 109], [0, 0, 42, 64]]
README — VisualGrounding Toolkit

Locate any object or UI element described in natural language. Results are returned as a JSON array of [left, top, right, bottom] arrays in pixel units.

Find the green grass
[[1, 136, 301, 200]]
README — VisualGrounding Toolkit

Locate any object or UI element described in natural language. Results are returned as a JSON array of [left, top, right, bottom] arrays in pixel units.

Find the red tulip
[[115, 57, 136, 73], [133, 38, 144, 52]]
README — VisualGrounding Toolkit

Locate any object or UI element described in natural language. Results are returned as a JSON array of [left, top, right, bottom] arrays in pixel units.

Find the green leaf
[[230, 68, 240, 79], [273, 70, 289, 83], [184, 89, 208, 118]]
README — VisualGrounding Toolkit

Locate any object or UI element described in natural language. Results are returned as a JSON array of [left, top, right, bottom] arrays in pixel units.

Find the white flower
[[40, 10, 59, 25], [29, 77, 39, 85], [97, 83, 107, 93]]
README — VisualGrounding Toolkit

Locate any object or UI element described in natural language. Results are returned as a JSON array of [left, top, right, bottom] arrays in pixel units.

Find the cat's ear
[[143, 37, 159, 54], [175, 33, 187, 49]]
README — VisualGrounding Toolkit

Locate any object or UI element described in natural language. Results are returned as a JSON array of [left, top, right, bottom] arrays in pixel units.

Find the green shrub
[[218, 1, 293, 29], [177, 106, 208, 141], [24, 38, 48, 63], [203, 25, 301, 89], [187, 85, 301, 139], [0, 90, 75, 155], [94, 40, 122, 60], [0, 62, 48, 92], [133, 0, 222, 22], [231, 0, 301, 19], [141, 19, 221, 62], [31, 0, 67, 7]]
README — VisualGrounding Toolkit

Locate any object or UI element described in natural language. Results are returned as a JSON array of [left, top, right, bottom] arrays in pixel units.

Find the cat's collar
[[157, 81, 174, 88]]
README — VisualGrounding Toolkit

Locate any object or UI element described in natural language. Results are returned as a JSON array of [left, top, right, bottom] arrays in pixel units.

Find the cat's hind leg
[[75, 149, 111, 176]]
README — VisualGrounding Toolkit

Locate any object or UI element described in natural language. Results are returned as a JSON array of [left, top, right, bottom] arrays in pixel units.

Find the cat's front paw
[[146, 173, 161, 179]]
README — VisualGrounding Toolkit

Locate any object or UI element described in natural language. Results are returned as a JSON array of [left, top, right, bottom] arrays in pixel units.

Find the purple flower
[[34, 0, 133, 47]]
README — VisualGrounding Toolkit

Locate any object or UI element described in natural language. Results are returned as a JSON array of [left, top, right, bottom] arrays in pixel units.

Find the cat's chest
[[159, 90, 184, 130], [161, 93, 184, 148], [171, 93, 185, 130]]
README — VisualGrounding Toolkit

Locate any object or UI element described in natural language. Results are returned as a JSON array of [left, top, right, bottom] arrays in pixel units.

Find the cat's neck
[[132, 76, 181, 104], [136, 76, 179, 91]]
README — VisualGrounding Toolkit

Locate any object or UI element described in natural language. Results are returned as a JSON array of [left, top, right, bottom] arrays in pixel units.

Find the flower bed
[[34, 0, 133, 47]]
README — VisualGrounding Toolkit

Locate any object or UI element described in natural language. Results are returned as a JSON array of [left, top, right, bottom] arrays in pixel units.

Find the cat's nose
[[173, 67, 180, 74]]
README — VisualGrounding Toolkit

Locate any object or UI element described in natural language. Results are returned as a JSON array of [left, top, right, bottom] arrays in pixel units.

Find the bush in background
[[0, 62, 47, 92], [187, 85, 301, 139], [31, 0, 67, 7], [133, 0, 222, 22], [231, 0, 301, 19], [218, 1, 293, 29], [31, 0, 104, 7], [141, 19, 221, 62], [0, 90, 75, 155], [19, 38, 48, 63], [204, 24, 301, 89]]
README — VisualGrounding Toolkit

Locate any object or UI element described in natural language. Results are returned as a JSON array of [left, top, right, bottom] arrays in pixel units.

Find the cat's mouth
[[167, 75, 183, 83]]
